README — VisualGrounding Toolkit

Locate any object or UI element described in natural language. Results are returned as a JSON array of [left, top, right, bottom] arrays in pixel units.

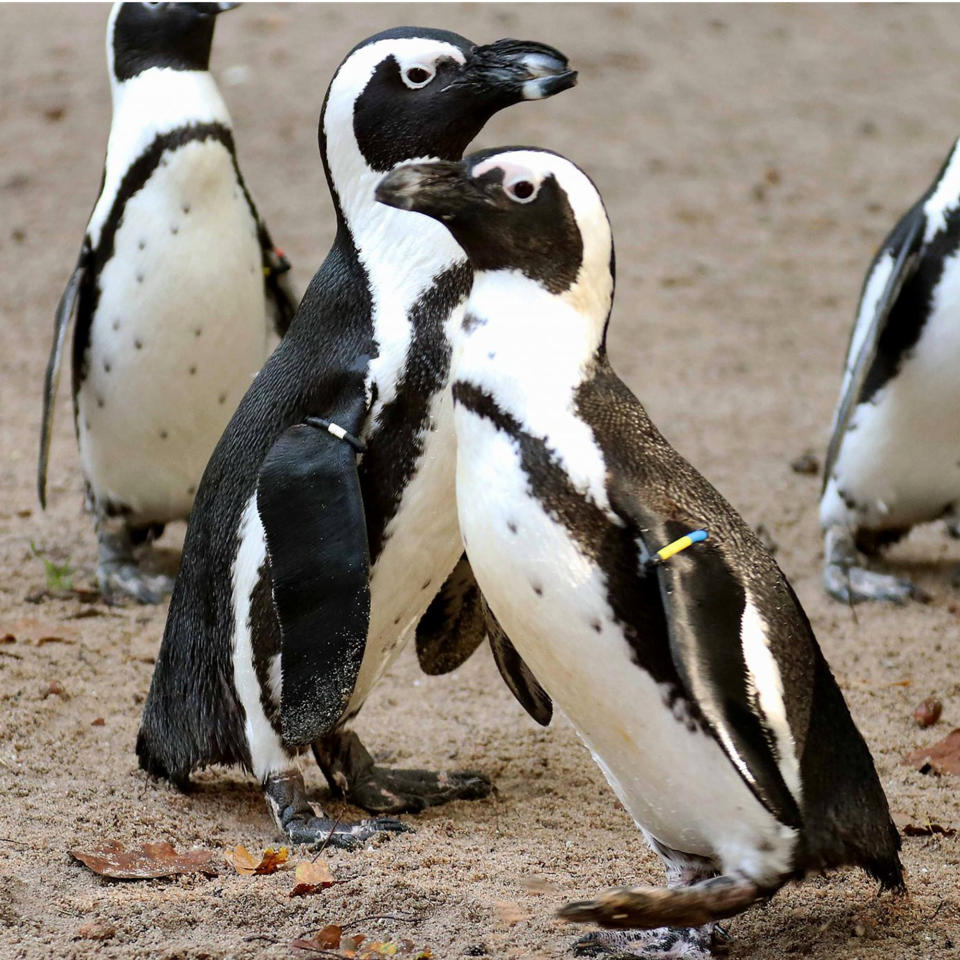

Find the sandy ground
[[1, 3, 959, 958]]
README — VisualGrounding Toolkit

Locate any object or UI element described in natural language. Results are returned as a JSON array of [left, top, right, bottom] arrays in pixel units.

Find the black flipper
[[38, 249, 87, 508], [484, 597, 552, 727], [633, 519, 801, 830], [415, 553, 552, 724], [822, 201, 926, 490], [256, 397, 370, 746], [415, 553, 487, 675]]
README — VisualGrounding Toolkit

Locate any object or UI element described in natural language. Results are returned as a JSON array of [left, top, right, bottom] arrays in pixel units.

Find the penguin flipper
[[484, 596, 552, 726], [415, 554, 552, 724], [637, 520, 802, 830], [38, 251, 86, 509], [415, 553, 488, 675], [257, 412, 370, 747], [822, 200, 926, 490]]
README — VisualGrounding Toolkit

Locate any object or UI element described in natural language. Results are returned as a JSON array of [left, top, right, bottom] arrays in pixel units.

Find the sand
[[1, 3, 958, 958]]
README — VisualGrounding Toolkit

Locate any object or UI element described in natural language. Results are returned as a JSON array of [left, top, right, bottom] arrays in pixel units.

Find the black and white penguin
[[376, 148, 904, 958], [38, 1, 297, 604], [820, 136, 960, 603], [136, 29, 576, 847]]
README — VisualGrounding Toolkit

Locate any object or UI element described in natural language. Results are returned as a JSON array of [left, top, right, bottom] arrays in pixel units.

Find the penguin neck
[[452, 269, 605, 413], [322, 92, 465, 322], [109, 66, 229, 132], [331, 159, 466, 316], [88, 67, 232, 250]]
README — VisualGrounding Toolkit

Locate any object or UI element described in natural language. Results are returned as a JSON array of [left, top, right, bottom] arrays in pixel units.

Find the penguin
[[820, 135, 960, 603], [136, 28, 576, 848], [38, 1, 297, 604], [376, 148, 904, 958]]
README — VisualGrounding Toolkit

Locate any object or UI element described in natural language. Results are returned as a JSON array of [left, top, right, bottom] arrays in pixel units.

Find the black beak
[[450, 38, 577, 103], [376, 161, 482, 221], [190, 2, 240, 16]]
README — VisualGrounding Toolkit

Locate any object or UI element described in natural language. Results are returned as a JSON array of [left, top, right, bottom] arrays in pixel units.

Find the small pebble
[[790, 451, 820, 475], [913, 697, 942, 728]]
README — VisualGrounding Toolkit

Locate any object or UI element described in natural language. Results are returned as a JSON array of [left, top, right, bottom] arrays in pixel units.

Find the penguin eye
[[402, 65, 436, 90], [505, 178, 539, 204]]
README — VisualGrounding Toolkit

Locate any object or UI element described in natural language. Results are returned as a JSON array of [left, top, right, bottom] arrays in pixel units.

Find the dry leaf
[[906, 728, 960, 776], [75, 920, 116, 941], [289, 859, 335, 897], [91, 717, 105, 727], [902, 822, 957, 838], [342, 933, 366, 951], [227, 844, 289, 875], [70, 841, 217, 879]]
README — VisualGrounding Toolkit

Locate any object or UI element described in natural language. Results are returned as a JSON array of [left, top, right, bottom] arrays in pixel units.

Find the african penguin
[[377, 148, 903, 958], [136, 28, 576, 847], [821, 135, 960, 603], [38, 1, 297, 604]]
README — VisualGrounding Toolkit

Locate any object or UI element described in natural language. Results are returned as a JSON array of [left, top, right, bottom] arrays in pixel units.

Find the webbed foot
[[559, 875, 759, 930], [823, 562, 918, 605], [573, 925, 723, 959], [823, 526, 922, 604], [96, 521, 173, 604], [264, 769, 409, 850], [314, 729, 491, 815], [98, 561, 174, 605]]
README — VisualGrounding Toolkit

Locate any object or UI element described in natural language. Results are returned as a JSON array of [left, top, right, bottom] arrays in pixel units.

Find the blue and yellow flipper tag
[[645, 529, 708, 569]]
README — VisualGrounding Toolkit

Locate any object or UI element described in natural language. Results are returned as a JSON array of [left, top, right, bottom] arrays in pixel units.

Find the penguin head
[[321, 29, 576, 219], [108, 2, 237, 82], [376, 148, 614, 326]]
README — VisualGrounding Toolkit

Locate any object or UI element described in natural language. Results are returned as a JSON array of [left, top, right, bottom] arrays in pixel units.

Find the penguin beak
[[375, 161, 483, 221], [450, 39, 577, 104], [189, 2, 240, 15]]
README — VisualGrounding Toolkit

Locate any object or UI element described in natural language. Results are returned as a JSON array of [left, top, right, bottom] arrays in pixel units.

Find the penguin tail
[[795, 650, 905, 893]]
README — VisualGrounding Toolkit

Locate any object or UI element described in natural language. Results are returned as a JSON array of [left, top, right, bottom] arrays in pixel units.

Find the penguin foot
[[572, 925, 722, 959], [558, 875, 759, 930], [264, 769, 410, 850], [823, 562, 919, 605], [97, 561, 174, 605], [314, 729, 491, 814]]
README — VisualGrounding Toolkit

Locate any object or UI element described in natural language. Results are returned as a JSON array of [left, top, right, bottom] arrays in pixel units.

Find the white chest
[[453, 405, 795, 881], [345, 381, 462, 713], [76, 138, 268, 522]]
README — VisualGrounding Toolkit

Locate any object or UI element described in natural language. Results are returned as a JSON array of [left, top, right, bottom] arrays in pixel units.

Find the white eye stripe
[[401, 63, 436, 89]]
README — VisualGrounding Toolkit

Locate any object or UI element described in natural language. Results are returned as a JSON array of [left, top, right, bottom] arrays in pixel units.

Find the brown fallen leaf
[[290, 859, 335, 897], [70, 841, 217, 879], [342, 933, 366, 952], [226, 844, 289, 875], [913, 697, 943, 728], [75, 919, 116, 941], [292, 924, 342, 952], [906, 728, 960, 776], [91, 717, 105, 727], [902, 822, 957, 838]]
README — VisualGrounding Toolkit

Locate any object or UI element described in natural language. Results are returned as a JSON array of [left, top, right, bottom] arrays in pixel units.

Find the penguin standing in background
[[39, 2, 297, 604], [136, 29, 575, 847], [820, 136, 960, 604], [377, 148, 903, 958]]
